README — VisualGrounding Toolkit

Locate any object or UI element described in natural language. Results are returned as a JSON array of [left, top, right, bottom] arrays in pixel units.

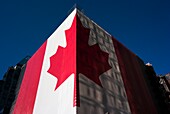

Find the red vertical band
[[13, 42, 47, 114], [112, 37, 157, 114]]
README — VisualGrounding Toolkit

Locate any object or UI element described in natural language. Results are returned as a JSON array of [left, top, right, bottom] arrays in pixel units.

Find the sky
[[0, 0, 169, 79]]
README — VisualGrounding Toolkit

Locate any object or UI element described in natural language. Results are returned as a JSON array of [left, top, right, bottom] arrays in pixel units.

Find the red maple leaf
[[47, 16, 76, 90], [77, 16, 111, 87], [47, 14, 111, 106]]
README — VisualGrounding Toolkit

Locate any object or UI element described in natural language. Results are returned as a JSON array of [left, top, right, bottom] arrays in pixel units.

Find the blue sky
[[0, 0, 169, 79]]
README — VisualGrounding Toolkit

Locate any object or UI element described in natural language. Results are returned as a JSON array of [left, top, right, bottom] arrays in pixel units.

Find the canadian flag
[[13, 9, 77, 114], [13, 7, 160, 114], [12, 8, 116, 114]]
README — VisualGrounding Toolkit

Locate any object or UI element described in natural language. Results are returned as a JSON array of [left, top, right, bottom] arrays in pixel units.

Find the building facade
[[11, 8, 160, 114], [1, 8, 169, 114], [0, 56, 30, 114]]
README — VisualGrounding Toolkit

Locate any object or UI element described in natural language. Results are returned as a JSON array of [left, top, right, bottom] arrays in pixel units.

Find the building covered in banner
[[0, 7, 167, 114]]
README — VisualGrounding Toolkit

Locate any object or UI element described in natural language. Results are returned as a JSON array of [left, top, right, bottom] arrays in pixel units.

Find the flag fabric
[[12, 8, 157, 114], [77, 10, 131, 114], [13, 9, 77, 114], [112, 37, 158, 114], [76, 10, 157, 113]]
